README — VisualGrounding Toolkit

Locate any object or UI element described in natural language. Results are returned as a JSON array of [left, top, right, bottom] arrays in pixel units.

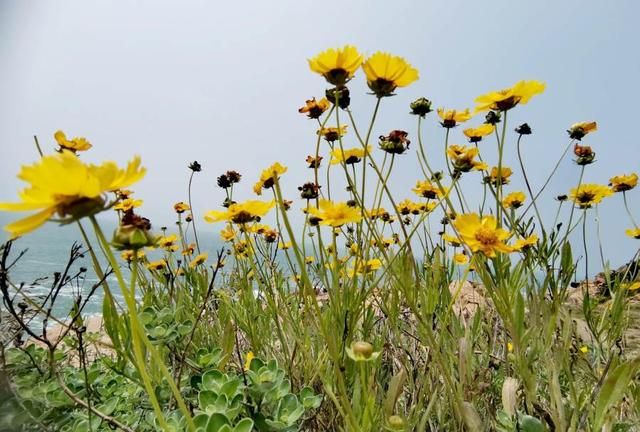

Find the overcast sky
[[0, 0, 638, 267]]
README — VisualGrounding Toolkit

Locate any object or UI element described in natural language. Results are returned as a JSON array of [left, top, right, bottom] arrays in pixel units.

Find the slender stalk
[[187, 171, 201, 254]]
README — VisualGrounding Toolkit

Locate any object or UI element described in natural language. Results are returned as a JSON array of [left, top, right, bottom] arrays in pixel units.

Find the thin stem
[[188, 171, 201, 254]]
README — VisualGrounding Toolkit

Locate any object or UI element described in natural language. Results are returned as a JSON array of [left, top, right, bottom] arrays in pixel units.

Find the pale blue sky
[[0, 0, 638, 267]]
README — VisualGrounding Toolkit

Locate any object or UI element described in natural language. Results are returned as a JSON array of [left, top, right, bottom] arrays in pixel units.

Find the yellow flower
[[626, 228, 640, 239], [189, 252, 208, 269], [512, 234, 538, 251], [437, 108, 472, 128], [182, 243, 196, 256], [361, 52, 419, 97], [174, 201, 190, 213], [453, 253, 469, 265], [220, 226, 236, 242], [507, 342, 514, 352], [114, 198, 143, 212], [474, 80, 545, 112], [567, 121, 597, 140], [442, 233, 462, 247], [305, 199, 362, 227], [244, 351, 255, 371], [158, 234, 179, 252], [579, 346, 589, 354], [624, 281, 640, 291], [463, 124, 495, 143], [502, 192, 526, 209], [485, 166, 513, 186], [569, 184, 613, 209], [278, 241, 292, 250], [412, 180, 447, 199], [204, 200, 275, 224], [305, 256, 315, 264], [308, 45, 363, 86], [348, 259, 382, 277], [609, 173, 638, 193], [253, 162, 288, 196], [121, 249, 145, 262], [453, 213, 513, 258], [0, 151, 145, 238], [446, 145, 487, 173], [54, 130, 92, 152], [330, 145, 371, 165], [147, 259, 167, 271], [396, 199, 420, 215], [318, 125, 347, 142], [298, 97, 330, 119]]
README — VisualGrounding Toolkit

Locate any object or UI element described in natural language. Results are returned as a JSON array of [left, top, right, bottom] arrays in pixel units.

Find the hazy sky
[[0, 1, 638, 267]]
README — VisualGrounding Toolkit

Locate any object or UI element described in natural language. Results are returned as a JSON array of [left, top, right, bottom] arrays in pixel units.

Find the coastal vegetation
[[0, 45, 639, 431]]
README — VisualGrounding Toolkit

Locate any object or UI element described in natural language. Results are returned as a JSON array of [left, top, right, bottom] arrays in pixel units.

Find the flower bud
[[410, 97, 433, 117], [325, 86, 351, 109]]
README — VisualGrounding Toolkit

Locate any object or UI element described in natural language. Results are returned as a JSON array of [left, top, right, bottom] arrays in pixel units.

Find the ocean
[[0, 213, 222, 324]]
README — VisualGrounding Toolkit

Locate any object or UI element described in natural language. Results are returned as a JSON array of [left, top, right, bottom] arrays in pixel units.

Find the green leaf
[[207, 413, 231, 432], [519, 414, 544, 432], [234, 418, 254, 432], [594, 359, 640, 429]]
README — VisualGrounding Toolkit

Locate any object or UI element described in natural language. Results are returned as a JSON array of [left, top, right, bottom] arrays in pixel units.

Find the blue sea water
[[0, 213, 222, 324]]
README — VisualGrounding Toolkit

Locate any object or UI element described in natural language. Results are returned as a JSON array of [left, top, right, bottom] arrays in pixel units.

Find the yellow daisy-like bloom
[[182, 243, 196, 256], [305, 256, 315, 264], [278, 241, 292, 250], [147, 259, 167, 271], [412, 180, 447, 200], [318, 125, 348, 142], [204, 200, 275, 224], [361, 52, 419, 97], [453, 253, 469, 265], [54, 130, 93, 152], [446, 145, 488, 173], [189, 252, 208, 269], [220, 226, 236, 242], [158, 234, 179, 252], [114, 198, 143, 212], [348, 258, 383, 276], [609, 173, 638, 192], [567, 121, 597, 140], [625, 228, 640, 239], [308, 45, 363, 86], [463, 124, 496, 143], [486, 166, 513, 186], [512, 234, 538, 251], [502, 192, 526, 209], [625, 281, 640, 291], [452, 213, 513, 258], [443, 233, 462, 247], [579, 346, 589, 354], [569, 184, 613, 209], [305, 199, 362, 227], [174, 201, 190, 213], [298, 97, 330, 119], [437, 108, 473, 128], [253, 162, 288, 196], [121, 249, 145, 262], [396, 199, 421, 215], [0, 151, 145, 238], [330, 145, 372, 165], [474, 80, 545, 112]]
